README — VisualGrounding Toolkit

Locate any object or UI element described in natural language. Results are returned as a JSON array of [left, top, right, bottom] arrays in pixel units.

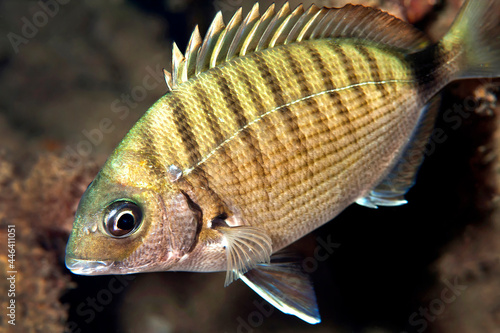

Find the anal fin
[[240, 253, 321, 324], [357, 95, 441, 209], [356, 195, 407, 209]]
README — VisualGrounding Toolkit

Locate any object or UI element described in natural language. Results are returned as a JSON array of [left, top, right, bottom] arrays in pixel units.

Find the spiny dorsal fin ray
[[167, 2, 430, 89], [296, 7, 329, 42], [196, 12, 225, 76], [184, 25, 202, 80], [256, 2, 290, 52], [239, 3, 275, 57], [270, 4, 304, 48], [171, 42, 184, 88], [210, 8, 243, 68], [163, 68, 172, 91], [227, 2, 261, 60], [285, 4, 320, 45]]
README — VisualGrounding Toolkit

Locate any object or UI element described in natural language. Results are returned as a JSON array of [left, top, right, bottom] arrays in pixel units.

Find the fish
[[65, 1, 500, 324]]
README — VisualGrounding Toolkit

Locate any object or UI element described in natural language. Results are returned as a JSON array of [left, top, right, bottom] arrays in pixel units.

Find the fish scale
[[139, 39, 419, 247], [107, 36, 421, 254], [124, 41, 418, 252], [66, 1, 500, 324]]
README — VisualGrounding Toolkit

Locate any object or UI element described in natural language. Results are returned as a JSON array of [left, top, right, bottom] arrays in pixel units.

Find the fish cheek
[[113, 191, 201, 271], [111, 191, 170, 265], [95, 235, 144, 262], [66, 224, 143, 262]]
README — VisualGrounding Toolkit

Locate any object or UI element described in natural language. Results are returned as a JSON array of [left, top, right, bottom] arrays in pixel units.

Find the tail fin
[[442, 0, 500, 79]]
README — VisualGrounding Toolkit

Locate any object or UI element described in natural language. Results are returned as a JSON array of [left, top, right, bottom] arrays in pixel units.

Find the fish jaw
[[65, 235, 186, 275], [64, 256, 179, 275], [65, 257, 113, 275]]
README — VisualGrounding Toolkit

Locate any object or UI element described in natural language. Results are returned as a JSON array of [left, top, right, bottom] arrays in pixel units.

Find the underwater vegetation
[[0, 0, 499, 332]]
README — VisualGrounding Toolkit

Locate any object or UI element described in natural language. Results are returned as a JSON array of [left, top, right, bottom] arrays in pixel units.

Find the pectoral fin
[[240, 253, 321, 324], [217, 226, 272, 287]]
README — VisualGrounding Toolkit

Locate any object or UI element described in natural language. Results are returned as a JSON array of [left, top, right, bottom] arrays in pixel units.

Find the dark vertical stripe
[[328, 42, 359, 85], [252, 52, 305, 160], [214, 72, 248, 129], [170, 95, 202, 166], [140, 132, 167, 178], [355, 45, 389, 97], [310, 43, 357, 138], [305, 44, 335, 91], [194, 89, 225, 145], [282, 48, 313, 96], [281, 48, 309, 147], [327, 42, 371, 122], [212, 68, 268, 184], [281, 48, 319, 178], [192, 89, 231, 181], [326, 42, 363, 118], [237, 69, 266, 116], [304, 44, 337, 134], [235, 63, 284, 191], [252, 52, 286, 105]]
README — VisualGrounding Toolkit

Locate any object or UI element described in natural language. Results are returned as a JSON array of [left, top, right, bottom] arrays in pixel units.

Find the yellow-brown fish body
[[66, 1, 500, 324]]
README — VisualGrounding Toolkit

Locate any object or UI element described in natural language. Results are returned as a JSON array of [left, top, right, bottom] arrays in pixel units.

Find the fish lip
[[65, 257, 114, 275], [65, 257, 162, 275]]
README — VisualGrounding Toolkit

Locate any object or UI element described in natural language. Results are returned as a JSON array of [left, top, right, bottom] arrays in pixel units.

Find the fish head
[[65, 150, 200, 276]]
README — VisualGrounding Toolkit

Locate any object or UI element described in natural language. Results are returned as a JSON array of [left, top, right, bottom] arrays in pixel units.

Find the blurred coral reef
[[0, 154, 99, 332], [0, 0, 499, 332]]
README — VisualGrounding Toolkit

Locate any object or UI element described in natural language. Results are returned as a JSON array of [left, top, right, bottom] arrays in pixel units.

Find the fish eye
[[104, 200, 143, 238]]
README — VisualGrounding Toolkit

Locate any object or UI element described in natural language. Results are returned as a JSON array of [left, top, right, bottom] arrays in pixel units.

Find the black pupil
[[105, 201, 142, 237], [117, 213, 135, 230]]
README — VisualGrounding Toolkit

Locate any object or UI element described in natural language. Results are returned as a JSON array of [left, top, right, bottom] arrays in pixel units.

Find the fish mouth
[[65, 257, 161, 275], [65, 257, 114, 275]]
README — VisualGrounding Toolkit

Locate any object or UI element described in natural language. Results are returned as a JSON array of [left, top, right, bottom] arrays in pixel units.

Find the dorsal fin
[[295, 7, 330, 42], [163, 68, 172, 91], [184, 25, 202, 80], [239, 3, 276, 57], [211, 8, 243, 67], [285, 5, 320, 45], [268, 4, 304, 48], [166, 2, 430, 89], [196, 12, 225, 76], [256, 2, 290, 51], [171, 42, 185, 88], [227, 3, 261, 60]]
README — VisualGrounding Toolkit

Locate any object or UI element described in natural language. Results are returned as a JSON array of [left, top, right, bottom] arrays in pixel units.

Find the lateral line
[[183, 79, 415, 175]]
